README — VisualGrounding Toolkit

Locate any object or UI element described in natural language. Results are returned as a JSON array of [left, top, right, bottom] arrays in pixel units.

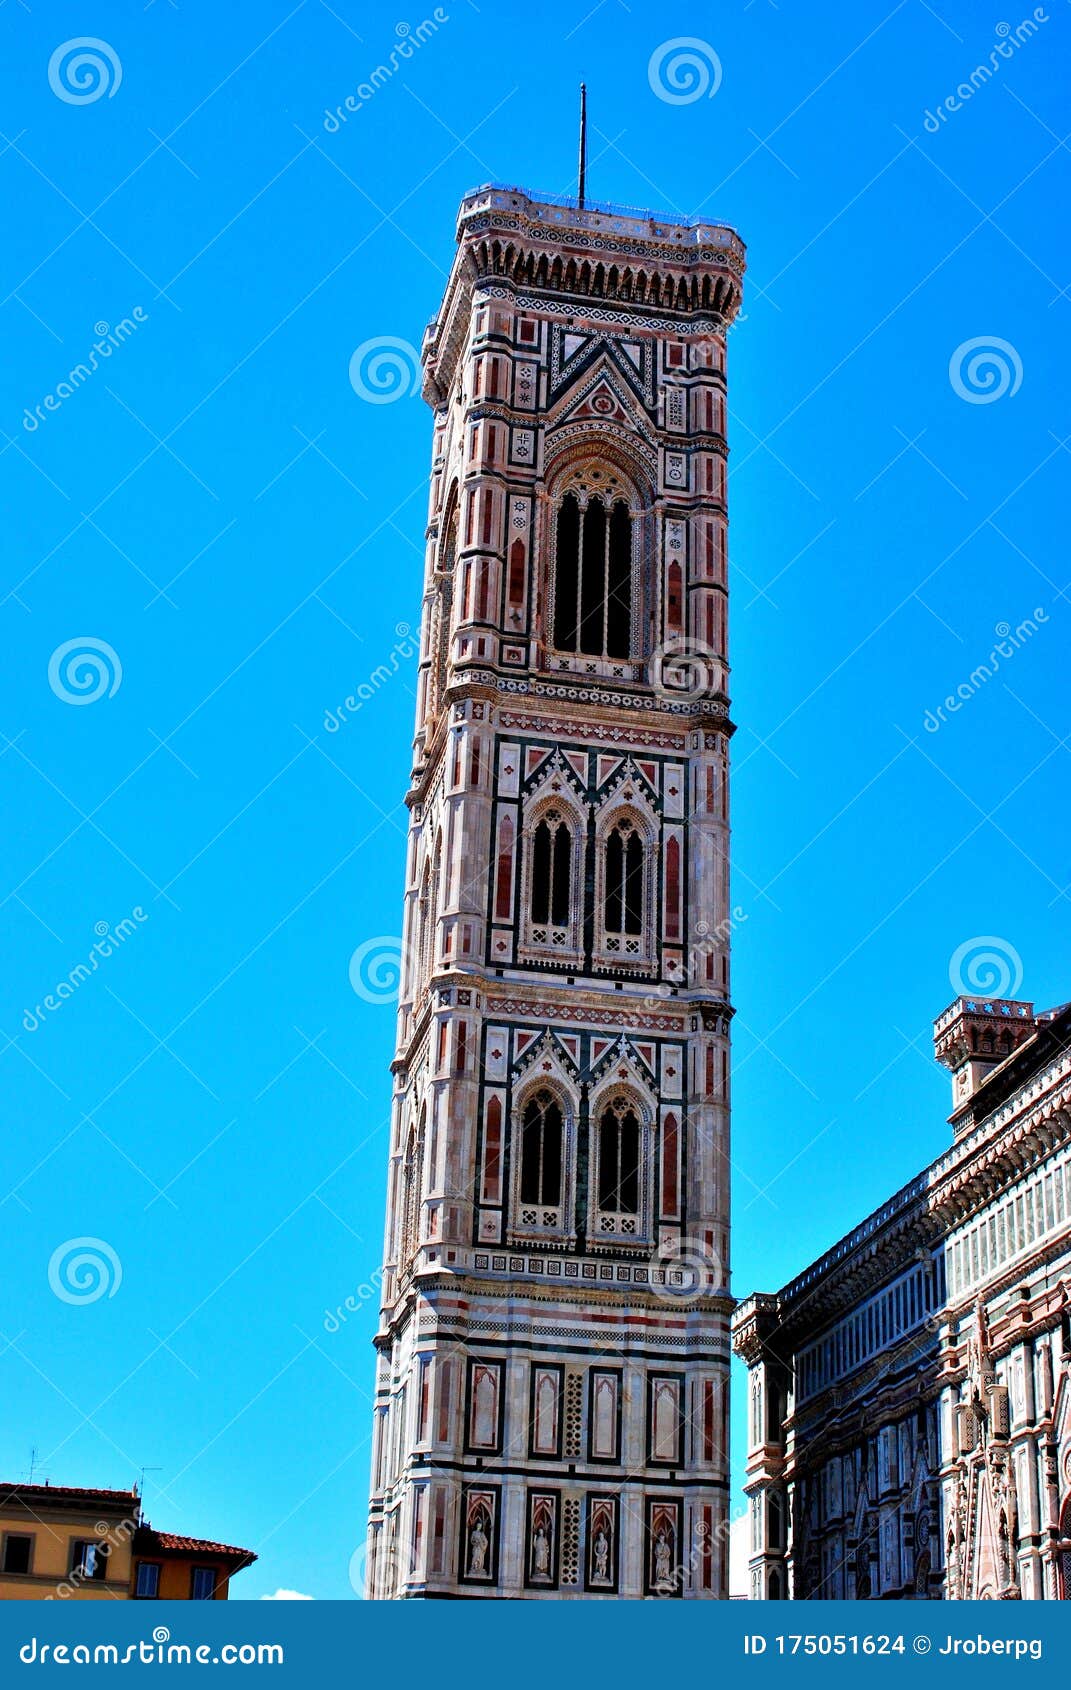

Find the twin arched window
[[524, 806, 648, 963], [513, 1090, 645, 1237], [553, 491, 632, 658]]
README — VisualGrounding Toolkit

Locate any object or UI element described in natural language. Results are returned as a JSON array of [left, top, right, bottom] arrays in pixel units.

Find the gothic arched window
[[604, 817, 643, 937], [400, 1107, 425, 1270], [530, 809, 571, 928], [1059, 1497, 1071, 1599], [553, 489, 633, 659], [520, 1091, 563, 1207], [597, 1096, 641, 1216]]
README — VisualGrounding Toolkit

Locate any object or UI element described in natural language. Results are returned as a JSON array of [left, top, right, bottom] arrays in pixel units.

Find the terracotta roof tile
[[136, 1527, 256, 1564], [0, 1483, 138, 1507]]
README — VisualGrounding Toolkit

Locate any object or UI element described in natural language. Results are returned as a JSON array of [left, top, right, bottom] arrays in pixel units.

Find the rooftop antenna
[[577, 82, 588, 210], [136, 1465, 162, 1500]]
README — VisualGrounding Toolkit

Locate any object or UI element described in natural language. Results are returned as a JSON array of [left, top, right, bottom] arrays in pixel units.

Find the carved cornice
[[736, 1050, 1071, 1354], [424, 184, 746, 402]]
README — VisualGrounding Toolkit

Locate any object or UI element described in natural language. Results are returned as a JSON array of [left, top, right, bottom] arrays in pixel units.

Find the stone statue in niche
[[468, 1519, 488, 1576], [654, 1529, 673, 1587], [592, 1527, 611, 1585], [532, 1525, 550, 1579]]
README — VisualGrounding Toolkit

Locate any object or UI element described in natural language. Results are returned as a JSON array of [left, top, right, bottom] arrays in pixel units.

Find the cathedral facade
[[366, 184, 745, 1598], [733, 994, 1071, 1601]]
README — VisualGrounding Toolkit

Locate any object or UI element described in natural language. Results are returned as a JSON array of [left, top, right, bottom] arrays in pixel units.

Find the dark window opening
[[606, 500, 631, 657], [530, 811, 571, 928], [605, 820, 643, 936], [553, 491, 633, 658], [597, 1099, 640, 1214], [2, 1535, 32, 1575], [553, 494, 580, 650], [520, 1092, 563, 1207], [579, 497, 606, 654]]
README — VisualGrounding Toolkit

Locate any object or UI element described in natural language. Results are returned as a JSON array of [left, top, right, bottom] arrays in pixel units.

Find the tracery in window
[[596, 1096, 641, 1217], [604, 817, 643, 938], [513, 1086, 570, 1238], [520, 793, 583, 965], [400, 1107, 425, 1270], [520, 1090, 563, 1208], [553, 487, 633, 659], [530, 809, 571, 929]]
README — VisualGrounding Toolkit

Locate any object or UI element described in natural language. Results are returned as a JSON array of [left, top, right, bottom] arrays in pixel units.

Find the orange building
[[130, 1527, 255, 1601], [0, 1483, 255, 1600]]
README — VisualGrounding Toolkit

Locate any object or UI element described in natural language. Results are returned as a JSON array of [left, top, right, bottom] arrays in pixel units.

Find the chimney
[[933, 996, 1035, 1120]]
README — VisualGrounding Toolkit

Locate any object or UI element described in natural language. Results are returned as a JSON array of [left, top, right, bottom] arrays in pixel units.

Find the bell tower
[[366, 180, 746, 1599]]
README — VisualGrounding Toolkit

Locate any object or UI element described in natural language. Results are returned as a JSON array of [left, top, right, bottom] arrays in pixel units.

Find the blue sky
[[0, 0, 1067, 1600]]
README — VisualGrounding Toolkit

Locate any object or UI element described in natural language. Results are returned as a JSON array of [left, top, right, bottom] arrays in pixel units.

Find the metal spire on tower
[[578, 82, 587, 209]]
